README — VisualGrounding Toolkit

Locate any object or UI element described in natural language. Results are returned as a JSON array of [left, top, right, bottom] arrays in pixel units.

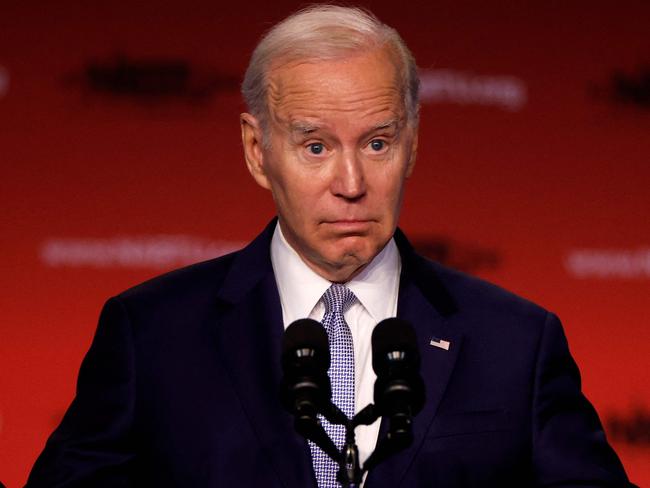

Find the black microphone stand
[[316, 402, 415, 487], [285, 384, 417, 487], [290, 399, 364, 487], [323, 403, 363, 487], [357, 405, 414, 474]]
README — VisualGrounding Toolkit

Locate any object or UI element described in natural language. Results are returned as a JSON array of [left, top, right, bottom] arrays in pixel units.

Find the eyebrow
[[289, 119, 401, 137], [289, 121, 320, 135], [364, 119, 403, 140], [371, 119, 398, 131]]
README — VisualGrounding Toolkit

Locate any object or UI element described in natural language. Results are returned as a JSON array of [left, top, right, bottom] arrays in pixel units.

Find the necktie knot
[[322, 283, 356, 315]]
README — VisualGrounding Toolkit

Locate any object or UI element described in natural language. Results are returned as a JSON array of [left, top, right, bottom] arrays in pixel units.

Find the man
[[27, 5, 633, 487]]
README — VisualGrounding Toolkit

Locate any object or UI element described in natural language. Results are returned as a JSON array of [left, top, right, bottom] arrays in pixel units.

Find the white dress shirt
[[270, 222, 401, 469]]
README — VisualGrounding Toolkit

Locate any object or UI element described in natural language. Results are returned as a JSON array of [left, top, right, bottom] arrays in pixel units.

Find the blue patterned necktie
[[310, 283, 356, 487]]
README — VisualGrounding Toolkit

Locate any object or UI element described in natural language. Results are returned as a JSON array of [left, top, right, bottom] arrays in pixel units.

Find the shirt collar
[[346, 237, 401, 323], [270, 222, 401, 325]]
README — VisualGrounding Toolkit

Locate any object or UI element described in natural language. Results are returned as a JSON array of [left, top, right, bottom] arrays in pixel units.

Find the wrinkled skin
[[241, 47, 418, 282]]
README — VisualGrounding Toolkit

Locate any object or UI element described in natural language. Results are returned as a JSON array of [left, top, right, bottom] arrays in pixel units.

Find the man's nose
[[331, 149, 367, 200]]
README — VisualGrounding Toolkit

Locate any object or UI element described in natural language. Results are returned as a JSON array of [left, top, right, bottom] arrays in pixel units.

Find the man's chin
[[320, 258, 369, 283], [319, 243, 381, 281]]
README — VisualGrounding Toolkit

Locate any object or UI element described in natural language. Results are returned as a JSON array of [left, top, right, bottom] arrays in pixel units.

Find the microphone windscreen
[[371, 318, 419, 374], [282, 318, 330, 370]]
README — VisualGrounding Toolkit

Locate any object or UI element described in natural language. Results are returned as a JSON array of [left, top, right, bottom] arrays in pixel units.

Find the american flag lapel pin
[[429, 336, 451, 351]]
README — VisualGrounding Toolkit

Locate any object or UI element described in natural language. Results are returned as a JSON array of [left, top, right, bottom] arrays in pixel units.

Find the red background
[[1, 1, 648, 486]]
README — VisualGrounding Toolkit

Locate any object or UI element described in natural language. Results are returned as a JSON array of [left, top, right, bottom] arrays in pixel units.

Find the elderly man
[[27, 5, 633, 488]]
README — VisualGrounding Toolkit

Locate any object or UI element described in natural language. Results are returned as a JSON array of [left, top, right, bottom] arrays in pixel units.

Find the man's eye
[[307, 143, 325, 155], [369, 139, 385, 151]]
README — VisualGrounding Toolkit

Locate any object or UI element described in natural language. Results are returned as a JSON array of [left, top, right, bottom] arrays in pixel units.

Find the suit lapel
[[212, 221, 316, 488], [366, 230, 464, 487]]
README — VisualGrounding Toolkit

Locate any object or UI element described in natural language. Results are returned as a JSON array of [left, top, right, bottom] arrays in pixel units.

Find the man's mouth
[[323, 219, 374, 232]]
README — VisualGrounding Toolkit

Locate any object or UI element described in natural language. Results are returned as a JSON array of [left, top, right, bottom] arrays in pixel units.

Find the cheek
[[277, 172, 330, 210], [373, 167, 407, 203], [272, 178, 323, 227]]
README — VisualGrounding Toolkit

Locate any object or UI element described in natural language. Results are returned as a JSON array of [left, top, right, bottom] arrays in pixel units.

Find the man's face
[[241, 47, 417, 282]]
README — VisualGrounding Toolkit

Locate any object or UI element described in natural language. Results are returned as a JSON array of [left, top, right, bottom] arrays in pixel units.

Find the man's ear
[[405, 130, 418, 178], [240, 113, 271, 190]]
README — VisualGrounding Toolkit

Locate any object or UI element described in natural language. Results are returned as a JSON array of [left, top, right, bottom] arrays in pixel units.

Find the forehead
[[266, 47, 405, 128]]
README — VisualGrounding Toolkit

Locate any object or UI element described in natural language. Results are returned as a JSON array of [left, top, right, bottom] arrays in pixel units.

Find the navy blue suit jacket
[[27, 221, 633, 487]]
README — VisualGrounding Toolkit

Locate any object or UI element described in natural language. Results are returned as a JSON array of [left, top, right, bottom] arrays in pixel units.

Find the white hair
[[241, 5, 420, 129]]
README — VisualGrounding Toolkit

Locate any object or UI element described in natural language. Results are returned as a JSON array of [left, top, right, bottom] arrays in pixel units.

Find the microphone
[[280, 318, 342, 464], [280, 319, 332, 421], [371, 318, 425, 443]]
